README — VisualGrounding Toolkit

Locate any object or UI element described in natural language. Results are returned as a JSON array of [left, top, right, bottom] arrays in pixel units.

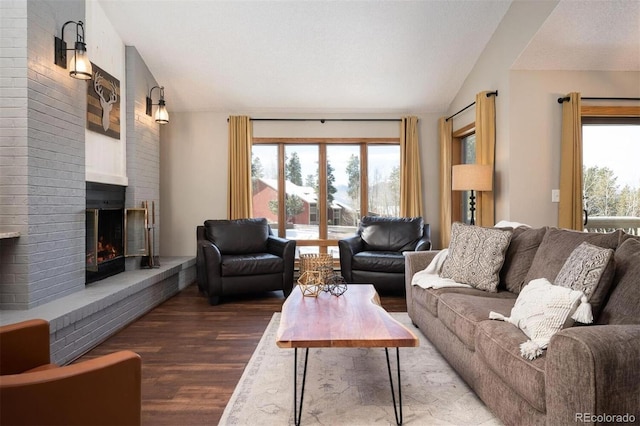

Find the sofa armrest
[[267, 236, 296, 296], [546, 324, 640, 425], [404, 251, 441, 315], [1, 350, 141, 426], [338, 236, 364, 282], [0, 319, 50, 375]]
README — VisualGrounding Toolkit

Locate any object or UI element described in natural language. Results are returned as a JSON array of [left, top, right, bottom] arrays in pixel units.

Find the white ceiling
[[97, 0, 640, 114], [513, 0, 640, 71]]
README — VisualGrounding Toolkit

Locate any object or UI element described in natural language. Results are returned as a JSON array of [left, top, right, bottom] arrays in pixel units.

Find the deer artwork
[[93, 71, 118, 132]]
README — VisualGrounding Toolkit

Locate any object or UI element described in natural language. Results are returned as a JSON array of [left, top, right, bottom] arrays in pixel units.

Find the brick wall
[[0, 0, 29, 305], [125, 46, 160, 259], [0, 2, 164, 310], [1, 0, 87, 309]]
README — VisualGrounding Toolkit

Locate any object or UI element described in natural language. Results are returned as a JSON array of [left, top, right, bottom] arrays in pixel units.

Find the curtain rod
[[227, 118, 403, 123], [445, 90, 498, 122], [557, 96, 640, 104]]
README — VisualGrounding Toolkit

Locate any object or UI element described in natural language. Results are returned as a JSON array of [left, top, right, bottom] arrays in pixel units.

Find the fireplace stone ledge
[[0, 256, 196, 365]]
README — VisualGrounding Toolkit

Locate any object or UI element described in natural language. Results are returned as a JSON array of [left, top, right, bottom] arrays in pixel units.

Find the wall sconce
[[54, 20, 92, 80], [452, 164, 493, 225], [146, 86, 169, 124]]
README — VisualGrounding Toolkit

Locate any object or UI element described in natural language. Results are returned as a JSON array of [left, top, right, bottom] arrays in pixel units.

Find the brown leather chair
[[339, 216, 431, 294], [0, 319, 142, 426], [196, 218, 297, 305]]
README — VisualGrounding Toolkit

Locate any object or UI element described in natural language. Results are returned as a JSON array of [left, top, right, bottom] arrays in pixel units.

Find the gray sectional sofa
[[405, 226, 640, 425]]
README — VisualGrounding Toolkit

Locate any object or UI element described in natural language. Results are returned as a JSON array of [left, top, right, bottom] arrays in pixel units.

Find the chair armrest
[[338, 236, 364, 282], [0, 350, 142, 426], [415, 236, 432, 251], [404, 251, 441, 313], [415, 224, 431, 251], [202, 242, 223, 300], [546, 325, 640, 424], [0, 319, 50, 375], [267, 235, 292, 258], [267, 236, 297, 296]]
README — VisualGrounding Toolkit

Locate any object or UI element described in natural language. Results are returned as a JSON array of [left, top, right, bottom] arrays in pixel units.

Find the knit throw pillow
[[489, 278, 591, 360], [554, 242, 614, 321], [441, 222, 512, 292]]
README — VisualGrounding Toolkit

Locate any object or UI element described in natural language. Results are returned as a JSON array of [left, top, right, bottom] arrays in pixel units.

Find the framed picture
[[87, 63, 120, 139]]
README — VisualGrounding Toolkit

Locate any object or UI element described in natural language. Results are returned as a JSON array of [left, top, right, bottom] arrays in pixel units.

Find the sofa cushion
[[437, 293, 516, 350], [554, 242, 615, 321], [523, 228, 620, 288], [359, 216, 424, 251], [221, 253, 283, 276], [499, 226, 548, 294], [597, 237, 640, 325], [476, 320, 547, 413], [413, 286, 517, 318], [352, 251, 405, 273], [205, 218, 270, 254], [441, 223, 512, 292]]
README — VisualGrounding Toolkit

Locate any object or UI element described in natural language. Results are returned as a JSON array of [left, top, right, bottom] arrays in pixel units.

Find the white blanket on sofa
[[411, 249, 472, 289]]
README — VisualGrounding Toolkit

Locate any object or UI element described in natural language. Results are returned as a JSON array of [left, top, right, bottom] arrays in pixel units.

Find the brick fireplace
[[0, 0, 196, 366]]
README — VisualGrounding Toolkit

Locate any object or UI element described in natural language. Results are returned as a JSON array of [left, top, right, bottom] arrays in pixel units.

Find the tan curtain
[[558, 92, 583, 230], [475, 91, 496, 227], [400, 116, 424, 217], [438, 117, 453, 248], [227, 116, 253, 219]]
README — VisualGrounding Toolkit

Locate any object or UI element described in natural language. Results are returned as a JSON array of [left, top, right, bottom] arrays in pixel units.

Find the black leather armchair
[[338, 216, 431, 294], [196, 218, 296, 305]]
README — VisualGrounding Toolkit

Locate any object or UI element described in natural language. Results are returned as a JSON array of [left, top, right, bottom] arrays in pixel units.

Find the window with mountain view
[[251, 139, 400, 258]]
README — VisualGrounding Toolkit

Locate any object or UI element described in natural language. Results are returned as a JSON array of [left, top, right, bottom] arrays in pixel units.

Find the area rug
[[219, 312, 501, 425]]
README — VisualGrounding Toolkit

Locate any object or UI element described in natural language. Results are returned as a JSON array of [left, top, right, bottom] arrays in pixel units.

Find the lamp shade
[[69, 42, 92, 80], [452, 164, 493, 192], [154, 99, 169, 124]]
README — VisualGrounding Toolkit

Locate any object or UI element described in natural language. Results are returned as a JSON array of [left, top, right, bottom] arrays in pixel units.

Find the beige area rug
[[219, 312, 502, 426]]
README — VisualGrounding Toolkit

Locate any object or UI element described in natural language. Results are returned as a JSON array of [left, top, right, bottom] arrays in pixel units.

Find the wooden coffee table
[[276, 284, 418, 425]]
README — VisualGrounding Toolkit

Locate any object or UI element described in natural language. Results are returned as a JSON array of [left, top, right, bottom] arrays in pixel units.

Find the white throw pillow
[[489, 278, 591, 360]]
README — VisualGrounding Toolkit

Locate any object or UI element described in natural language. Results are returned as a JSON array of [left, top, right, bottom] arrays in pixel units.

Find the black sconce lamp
[[146, 86, 169, 124], [54, 20, 92, 80]]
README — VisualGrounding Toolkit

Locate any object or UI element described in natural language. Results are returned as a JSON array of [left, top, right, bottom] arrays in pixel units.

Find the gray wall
[[125, 46, 160, 259], [1, 0, 87, 309], [0, 2, 164, 310]]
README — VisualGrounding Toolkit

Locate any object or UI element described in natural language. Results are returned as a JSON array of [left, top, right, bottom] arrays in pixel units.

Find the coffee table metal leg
[[294, 348, 309, 426], [385, 347, 403, 425]]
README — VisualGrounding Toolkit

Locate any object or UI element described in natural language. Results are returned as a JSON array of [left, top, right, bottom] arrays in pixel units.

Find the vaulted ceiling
[[98, 0, 640, 114]]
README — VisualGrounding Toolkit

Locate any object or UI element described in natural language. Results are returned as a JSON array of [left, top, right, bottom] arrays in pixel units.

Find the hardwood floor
[[79, 282, 407, 425]]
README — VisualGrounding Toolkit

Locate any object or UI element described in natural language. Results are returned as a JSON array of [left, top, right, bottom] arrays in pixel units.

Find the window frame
[[580, 105, 640, 233], [252, 137, 400, 254], [451, 122, 475, 223]]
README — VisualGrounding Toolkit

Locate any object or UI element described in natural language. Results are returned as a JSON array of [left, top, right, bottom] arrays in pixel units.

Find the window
[[582, 115, 640, 234], [251, 138, 400, 258], [451, 123, 476, 224]]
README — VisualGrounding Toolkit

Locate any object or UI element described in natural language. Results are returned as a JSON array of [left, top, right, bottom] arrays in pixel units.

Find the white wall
[[446, 0, 559, 224], [508, 70, 640, 227], [85, 0, 127, 185], [159, 112, 442, 256]]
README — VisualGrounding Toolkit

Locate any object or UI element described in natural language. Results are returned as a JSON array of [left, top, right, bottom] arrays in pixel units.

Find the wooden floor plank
[[78, 282, 407, 425]]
